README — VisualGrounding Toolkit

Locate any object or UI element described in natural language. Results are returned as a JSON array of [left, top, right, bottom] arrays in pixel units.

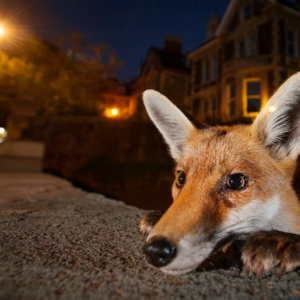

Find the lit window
[[246, 80, 261, 113], [227, 83, 236, 116], [287, 29, 297, 57], [247, 35, 256, 56]]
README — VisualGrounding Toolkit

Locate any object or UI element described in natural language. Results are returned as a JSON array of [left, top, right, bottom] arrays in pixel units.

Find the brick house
[[129, 36, 190, 120], [188, 0, 300, 124]]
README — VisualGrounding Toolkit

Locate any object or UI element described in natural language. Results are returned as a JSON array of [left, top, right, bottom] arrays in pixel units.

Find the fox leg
[[242, 231, 300, 277], [139, 210, 165, 236]]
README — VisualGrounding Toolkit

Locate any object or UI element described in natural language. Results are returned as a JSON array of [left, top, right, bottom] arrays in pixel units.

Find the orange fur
[[141, 73, 300, 275]]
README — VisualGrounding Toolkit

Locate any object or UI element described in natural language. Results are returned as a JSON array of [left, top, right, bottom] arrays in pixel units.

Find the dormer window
[[287, 29, 298, 57], [242, 3, 252, 21]]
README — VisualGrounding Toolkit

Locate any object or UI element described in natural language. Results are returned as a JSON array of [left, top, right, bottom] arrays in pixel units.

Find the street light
[[104, 107, 120, 118], [0, 24, 5, 37]]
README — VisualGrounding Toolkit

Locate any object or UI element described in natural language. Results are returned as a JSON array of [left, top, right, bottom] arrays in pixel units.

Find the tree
[[0, 33, 123, 116]]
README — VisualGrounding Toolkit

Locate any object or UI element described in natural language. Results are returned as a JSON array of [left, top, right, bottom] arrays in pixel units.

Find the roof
[[190, 0, 300, 56], [278, 0, 300, 11], [187, 37, 217, 56], [140, 47, 189, 74]]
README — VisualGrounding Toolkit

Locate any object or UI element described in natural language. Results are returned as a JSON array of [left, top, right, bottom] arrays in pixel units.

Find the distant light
[[105, 107, 120, 118], [0, 24, 5, 37], [0, 127, 7, 143], [269, 105, 276, 113], [111, 108, 119, 116]]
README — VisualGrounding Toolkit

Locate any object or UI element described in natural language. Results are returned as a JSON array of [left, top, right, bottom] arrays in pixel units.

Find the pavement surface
[[1, 173, 300, 299]]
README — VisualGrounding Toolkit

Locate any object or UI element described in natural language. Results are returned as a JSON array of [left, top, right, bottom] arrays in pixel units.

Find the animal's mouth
[[161, 263, 200, 276]]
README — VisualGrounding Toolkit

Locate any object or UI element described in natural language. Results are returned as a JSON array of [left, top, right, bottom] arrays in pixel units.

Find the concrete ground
[[0, 173, 300, 300]]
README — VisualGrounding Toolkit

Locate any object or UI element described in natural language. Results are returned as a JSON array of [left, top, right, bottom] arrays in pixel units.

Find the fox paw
[[139, 210, 165, 236], [242, 231, 300, 277]]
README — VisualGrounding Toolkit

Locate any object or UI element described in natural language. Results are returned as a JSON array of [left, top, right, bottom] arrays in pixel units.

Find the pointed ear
[[143, 90, 195, 160], [253, 72, 300, 160]]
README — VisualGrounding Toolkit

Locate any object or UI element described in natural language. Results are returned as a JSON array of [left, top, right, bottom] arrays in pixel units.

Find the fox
[[140, 72, 300, 277]]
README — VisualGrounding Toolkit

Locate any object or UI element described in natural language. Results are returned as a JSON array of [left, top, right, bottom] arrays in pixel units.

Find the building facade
[[129, 36, 190, 120], [188, 0, 300, 124]]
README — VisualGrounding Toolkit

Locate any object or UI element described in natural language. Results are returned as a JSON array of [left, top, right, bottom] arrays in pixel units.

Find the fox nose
[[143, 237, 177, 267]]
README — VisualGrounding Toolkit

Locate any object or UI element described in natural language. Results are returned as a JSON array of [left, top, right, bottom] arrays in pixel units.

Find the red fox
[[140, 72, 300, 277]]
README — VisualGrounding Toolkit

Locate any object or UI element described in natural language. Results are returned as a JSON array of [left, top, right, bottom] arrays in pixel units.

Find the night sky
[[0, 0, 230, 81]]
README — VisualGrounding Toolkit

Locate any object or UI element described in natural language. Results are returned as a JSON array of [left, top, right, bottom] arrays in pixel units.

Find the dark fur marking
[[265, 91, 300, 153], [141, 210, 165, 230], [243, 231, 300, 275], [216, 129, 228, 137], [198, 233, 248, 271]]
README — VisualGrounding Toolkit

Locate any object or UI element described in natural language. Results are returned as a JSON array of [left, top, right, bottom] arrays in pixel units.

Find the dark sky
[[0, 0, 230, 81]]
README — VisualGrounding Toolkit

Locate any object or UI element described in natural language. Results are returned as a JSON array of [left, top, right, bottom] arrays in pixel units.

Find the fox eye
[[226, 173, 248, 190], [176, 171, 186, 188]]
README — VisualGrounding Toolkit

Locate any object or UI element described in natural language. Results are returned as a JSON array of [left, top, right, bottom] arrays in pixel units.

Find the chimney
[[164, 36, 182, 55], [207, 13, 220, 40]]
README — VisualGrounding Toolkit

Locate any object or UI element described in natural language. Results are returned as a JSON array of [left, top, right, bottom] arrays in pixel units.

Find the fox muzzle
[[143, 237, 177, 268]]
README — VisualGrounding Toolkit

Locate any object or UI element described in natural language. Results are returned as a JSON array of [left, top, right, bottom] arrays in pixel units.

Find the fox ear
[[253, 72, 300, 160], [143, 90, 195, 160]]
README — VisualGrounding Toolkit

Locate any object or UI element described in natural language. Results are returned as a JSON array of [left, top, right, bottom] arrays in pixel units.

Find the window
[[212, 98, 217, 119], [243, 4, 252, 21], [246, 80, 261, 114], [237, 39, 245, 58], [224, 40, 234, 62], [194, 60, 202, 88], [204, 59, 210, 82], [287, 29, 297, 57], [212, 56, 218, 80], [192, 98, 200, 116], [204, 100, 209, 116], [227, 83, 236, 116], [247, 35, 256, 56]]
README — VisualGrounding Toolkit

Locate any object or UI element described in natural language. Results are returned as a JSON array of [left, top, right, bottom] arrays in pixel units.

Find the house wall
[[187, 0, 300, 124]]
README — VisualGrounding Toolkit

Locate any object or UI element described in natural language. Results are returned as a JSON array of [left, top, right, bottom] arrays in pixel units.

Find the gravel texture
[[0, 173, 300, 299]]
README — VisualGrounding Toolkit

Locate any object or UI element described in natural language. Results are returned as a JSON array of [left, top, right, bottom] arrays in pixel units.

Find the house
[[188, 0, 300, 124], [129, 36, 190, 120]]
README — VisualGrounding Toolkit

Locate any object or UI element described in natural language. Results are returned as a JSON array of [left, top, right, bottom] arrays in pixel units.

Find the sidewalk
[[0, 173, 299, 299]]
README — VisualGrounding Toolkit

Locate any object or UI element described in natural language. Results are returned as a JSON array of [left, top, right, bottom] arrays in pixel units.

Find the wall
[[43, 118, 174, 209]]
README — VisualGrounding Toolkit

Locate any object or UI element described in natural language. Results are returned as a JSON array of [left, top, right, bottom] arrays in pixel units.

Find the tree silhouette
[[0, 33, 123, 116]]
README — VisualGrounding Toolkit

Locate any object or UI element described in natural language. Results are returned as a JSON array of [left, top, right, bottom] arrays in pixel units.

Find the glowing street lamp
[[111, 108, 119, 116], [0, 24, 5, 37], [104, 107, 120, 118]]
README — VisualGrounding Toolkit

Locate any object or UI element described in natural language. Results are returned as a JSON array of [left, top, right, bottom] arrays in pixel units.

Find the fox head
[[142, 72, 300, 275]]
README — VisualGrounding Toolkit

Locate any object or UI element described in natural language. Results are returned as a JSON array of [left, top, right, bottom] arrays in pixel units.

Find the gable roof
[[216, 0, 300, 37]]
